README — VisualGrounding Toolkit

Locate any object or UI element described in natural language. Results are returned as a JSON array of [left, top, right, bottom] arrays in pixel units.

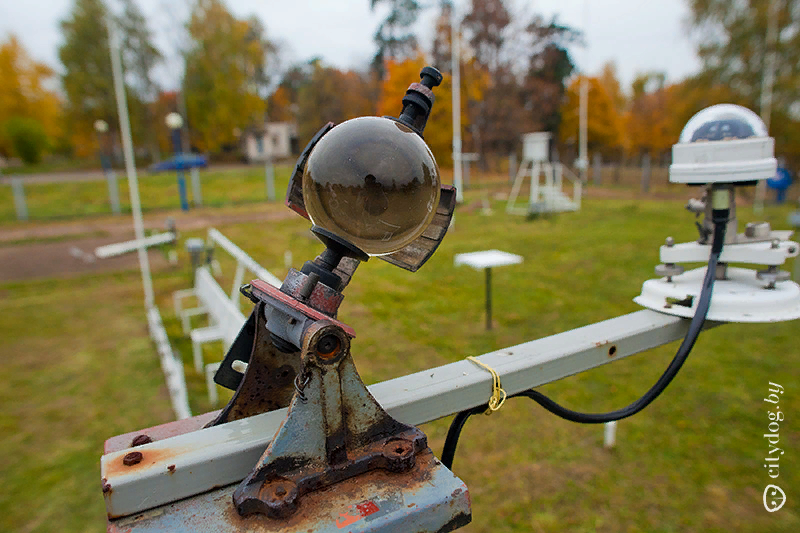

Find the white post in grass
[[109, 19, 154, 308], [191, 167, 202, 206], [11, 177, 28, 221], [450, 3, 463, 203], [265, 157, 276, 201], [604, 420, 617, 448]]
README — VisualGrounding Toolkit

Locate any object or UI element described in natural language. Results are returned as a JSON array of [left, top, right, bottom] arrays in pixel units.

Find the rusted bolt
[[383, 438, 415, 472], [315, 334, 341, 360], [608, 345, 618, 357], [123, 451, 143, 466], [167, 464, 176, 473], [131, 434, 152, 447], [102, 478, 112, 493]]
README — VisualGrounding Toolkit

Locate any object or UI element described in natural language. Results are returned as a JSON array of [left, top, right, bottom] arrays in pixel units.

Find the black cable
[[442, 212, 729, 470]]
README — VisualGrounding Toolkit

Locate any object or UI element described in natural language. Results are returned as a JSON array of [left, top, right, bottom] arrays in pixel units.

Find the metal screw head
[[665, 237, 675, 247], [131, 434, 152, 447], [123, 451, 143, 466], [315, 334, 341, 360]]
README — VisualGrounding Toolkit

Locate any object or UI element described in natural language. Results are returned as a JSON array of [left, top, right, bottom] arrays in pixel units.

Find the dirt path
[[0, 204, 298, 282], [0, 204, 296, 243], [0, 163, 252, 184], [0, 235, 175, 282]]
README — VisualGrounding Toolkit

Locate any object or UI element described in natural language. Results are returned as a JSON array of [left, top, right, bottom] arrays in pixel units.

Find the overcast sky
[[1, 0, 701, 92]]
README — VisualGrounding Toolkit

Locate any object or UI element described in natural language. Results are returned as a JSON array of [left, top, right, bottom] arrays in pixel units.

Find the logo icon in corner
[[763, 484, 786, 512]]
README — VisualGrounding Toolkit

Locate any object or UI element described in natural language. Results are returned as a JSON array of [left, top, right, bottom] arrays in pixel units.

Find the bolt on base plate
[[635, 266, 800, 322]]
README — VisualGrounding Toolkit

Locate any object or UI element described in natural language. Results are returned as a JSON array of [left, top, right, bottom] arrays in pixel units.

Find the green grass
[[0, 183, 798, 532], [0, 165, 292, 223]]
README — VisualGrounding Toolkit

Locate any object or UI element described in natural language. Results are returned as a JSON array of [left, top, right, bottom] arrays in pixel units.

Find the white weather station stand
[[100, 97, 798, 532]]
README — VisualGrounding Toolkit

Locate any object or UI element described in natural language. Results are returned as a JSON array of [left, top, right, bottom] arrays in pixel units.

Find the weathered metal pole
[[451, 4, 463, 203], [109, 19, 155, 308]]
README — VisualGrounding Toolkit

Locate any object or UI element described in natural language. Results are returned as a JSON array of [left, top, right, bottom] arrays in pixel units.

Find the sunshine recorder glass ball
[[302, 116, 441, 256]]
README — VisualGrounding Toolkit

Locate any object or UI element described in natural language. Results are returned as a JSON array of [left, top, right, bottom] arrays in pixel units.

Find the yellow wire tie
[[466, 356, 507, 415]]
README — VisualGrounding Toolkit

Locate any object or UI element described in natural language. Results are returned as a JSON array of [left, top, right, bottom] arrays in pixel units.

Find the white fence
[[173, 228, 281, 406]]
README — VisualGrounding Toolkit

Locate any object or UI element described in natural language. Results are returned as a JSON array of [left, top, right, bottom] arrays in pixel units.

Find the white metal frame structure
[[506, 160, 582, 215], [102, 308, 714, 518]]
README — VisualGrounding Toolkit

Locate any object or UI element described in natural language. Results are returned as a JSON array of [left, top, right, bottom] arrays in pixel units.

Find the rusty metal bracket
[[232, 320, 434, 520], [209, 302, 301, 426]]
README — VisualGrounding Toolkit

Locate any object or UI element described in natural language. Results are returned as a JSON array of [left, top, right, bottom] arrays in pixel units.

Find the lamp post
[[166, 112, 189, 211], [94, 119, 121, 214]]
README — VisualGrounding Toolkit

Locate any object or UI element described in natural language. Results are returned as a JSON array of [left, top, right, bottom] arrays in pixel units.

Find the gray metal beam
[[102, 309, 714, 519]]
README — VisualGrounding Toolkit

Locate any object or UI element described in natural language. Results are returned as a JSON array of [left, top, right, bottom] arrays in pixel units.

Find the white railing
[[146, 305, 191, 420]]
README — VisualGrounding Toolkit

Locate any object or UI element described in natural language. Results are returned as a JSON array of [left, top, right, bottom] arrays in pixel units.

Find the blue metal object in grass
[[767, 167, 792, 203], [149, 153, 208, 172]]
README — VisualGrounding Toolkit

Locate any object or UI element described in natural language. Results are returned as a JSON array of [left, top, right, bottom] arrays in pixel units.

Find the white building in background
[[243, 122, 298, 163]]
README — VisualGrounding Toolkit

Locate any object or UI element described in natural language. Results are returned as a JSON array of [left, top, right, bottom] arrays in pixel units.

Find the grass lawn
[[0, 166, 290, 223], [1, 177, 798, 533]]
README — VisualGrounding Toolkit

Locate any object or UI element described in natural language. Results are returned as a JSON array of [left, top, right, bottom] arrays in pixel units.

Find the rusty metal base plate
[[108, 450, 471, 533]]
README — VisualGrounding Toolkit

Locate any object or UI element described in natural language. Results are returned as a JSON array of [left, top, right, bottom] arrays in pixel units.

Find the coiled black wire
[[441, 214, 728, 470]]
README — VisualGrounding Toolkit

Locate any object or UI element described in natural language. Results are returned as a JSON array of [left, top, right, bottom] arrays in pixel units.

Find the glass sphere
[[302, 116, 441, 256], [679, 104, 767, 143]]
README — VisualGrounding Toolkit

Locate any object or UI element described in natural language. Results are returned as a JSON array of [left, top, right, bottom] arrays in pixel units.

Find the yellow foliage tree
[[378, 55, 479, 167], [184, 0, 271, 153], [559, 75, 624, 157], [0, 35, 62, 157]]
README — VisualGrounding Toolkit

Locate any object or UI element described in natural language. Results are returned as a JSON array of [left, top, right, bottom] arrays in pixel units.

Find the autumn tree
[[559, 75, 624, 157], [623, 72, 673, 159], [183, 0, 275, 153], [59, 0, 163, 158], [688, 0, 800, 167], [295, 60, 376, 144], [118, 0, 162, 159], [521, 16, 581, 135], [0, 35, 62, 161], [370, 0, 422, 77], [59, 0, 117, 157], [377, 54, 468, 166], [459, 0, 580, 163]]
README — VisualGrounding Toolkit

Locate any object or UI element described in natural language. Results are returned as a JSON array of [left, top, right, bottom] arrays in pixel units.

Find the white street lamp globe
[[165, 112, 183, 130], [94, 119, 109, 133]]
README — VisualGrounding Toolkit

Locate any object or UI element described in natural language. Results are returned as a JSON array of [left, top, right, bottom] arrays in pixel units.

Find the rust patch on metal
[[167, 464, 176, 474], [102, 478, 112, 494], [105, 446, 187, 478]]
